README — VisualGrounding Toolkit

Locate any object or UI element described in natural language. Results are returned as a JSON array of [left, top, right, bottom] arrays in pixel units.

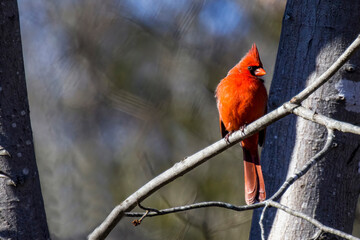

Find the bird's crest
[[237, 43, 263, 71], [247, 43, 260, 62]]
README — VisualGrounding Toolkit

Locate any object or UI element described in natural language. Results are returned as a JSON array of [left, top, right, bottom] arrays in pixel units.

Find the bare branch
[[285, 103, 360, 135], [267, 200, 360, 240], [88, 33, 360, 240], [125, 201, 264, 218]]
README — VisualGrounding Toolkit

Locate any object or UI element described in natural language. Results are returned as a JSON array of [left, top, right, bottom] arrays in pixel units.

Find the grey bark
[[251, 1, 360, 239], [0, 1, 50, 239]]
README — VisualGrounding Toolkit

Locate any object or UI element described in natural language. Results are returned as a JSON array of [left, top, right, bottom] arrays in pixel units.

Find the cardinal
[[215, 44, 268, 205]]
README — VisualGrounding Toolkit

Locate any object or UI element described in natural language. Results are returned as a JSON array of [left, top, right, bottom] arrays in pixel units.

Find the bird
[[215, 44, 268, 205]]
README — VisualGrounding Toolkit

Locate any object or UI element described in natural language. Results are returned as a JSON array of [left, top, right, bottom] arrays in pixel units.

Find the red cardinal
[[215, 44, 268, 205]]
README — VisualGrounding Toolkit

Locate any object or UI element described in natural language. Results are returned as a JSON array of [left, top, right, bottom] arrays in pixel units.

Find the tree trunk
[[250, 1, 360, 239], [0, 1, 50, 239]]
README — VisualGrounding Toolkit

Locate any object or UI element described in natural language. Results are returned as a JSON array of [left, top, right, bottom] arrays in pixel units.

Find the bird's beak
[[254, 68, 266, 76]]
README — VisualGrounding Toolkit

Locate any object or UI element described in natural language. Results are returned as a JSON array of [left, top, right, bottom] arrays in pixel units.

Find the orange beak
[[254, 68, 266, 76]]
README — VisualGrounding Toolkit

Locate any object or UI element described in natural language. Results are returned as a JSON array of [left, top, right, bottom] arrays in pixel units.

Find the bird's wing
[[220, 117, 228, 138]]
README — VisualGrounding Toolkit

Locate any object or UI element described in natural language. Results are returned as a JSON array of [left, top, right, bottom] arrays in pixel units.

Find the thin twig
[[267, 200, 360, 240], [260, 202, 270, 240], [132, 210, 149, 226], [138, 202, 160, 213], [88, 34, 360, 240], [125, 201, 265, 217]]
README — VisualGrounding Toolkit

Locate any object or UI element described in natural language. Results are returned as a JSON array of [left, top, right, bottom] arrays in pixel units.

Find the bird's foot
[[239, 123, 248, 133], [224, 131, 234, 144]]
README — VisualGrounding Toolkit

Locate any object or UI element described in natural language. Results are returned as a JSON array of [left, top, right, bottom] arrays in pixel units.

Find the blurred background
[[16, 0, 360, 239]]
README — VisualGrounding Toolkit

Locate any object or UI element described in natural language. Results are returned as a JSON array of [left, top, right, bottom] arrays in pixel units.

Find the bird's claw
[[239, 124, 247, 133], [224, 131, 234, 144]]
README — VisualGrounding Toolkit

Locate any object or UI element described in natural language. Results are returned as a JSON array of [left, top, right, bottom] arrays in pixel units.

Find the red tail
[[242, 148, 266, 205]]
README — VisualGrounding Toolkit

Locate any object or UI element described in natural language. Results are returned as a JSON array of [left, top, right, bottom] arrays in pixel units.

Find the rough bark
[[250, 1, 360, 239], [0, 1, 50, 239]]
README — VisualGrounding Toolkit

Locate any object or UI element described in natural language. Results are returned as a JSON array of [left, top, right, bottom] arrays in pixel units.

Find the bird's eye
[[248, 66, 253, 71]]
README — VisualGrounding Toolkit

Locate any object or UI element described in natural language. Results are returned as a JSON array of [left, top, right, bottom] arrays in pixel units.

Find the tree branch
[[88, 33, 360, 240], [267, 200, 360, 240], [285, 103, 360, 135], [125, 201, 264, 218]]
